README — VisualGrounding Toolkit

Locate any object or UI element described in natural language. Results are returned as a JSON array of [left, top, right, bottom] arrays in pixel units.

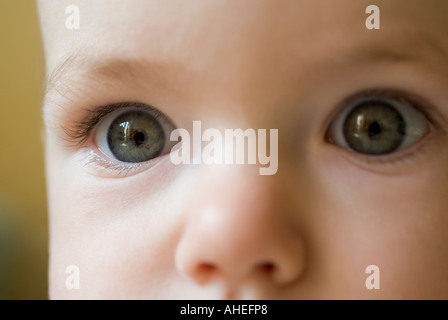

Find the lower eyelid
[[80, 148, 166, 178], [333, 129, 444, 175]]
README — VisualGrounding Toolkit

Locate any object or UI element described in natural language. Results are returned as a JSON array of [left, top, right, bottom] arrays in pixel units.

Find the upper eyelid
[[64, 89, 445, 147], [64, 102, 171, 145]]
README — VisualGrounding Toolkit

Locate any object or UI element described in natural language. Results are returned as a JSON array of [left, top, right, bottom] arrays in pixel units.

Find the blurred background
[[0, 0, 48, 299]]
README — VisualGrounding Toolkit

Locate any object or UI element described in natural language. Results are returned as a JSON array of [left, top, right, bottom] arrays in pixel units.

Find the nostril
[[258, 262, 276, 275], [191, 263, 218, 285], [198, 262, 216, 273]]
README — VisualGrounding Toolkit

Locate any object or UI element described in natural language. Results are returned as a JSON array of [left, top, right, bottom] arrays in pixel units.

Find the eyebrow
[[44, 54, 180, 98], [337, 30, 448, 66], [45, 33, 448, 98], [347, 45, 446, 65]]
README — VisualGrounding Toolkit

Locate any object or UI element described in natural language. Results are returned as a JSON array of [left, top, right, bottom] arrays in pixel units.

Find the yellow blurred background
[[0, 0, 48, 299]]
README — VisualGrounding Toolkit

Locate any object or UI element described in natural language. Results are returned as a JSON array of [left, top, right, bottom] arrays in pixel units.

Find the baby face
[[38, 0, 448, 299]]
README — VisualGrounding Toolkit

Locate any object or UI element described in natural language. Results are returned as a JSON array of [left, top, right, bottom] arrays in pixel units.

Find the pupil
[[368, 122, 381, 138], [131, 130, 146, 146]]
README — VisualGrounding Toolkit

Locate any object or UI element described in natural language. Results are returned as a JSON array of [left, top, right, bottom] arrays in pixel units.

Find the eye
[[95, 108, 176, 163], [327, 94, 429, 155]]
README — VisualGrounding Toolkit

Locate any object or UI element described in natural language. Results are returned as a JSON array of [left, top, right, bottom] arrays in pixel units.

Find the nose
[[175, 166, 306, 288]]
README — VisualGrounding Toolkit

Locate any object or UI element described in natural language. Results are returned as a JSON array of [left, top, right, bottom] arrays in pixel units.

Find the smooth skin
[[38, 0, 448, 299]]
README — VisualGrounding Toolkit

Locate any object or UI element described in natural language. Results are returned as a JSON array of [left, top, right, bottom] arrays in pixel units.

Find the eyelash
[[68, 89, 444, 176], [66, 102, 168, 144], [82, 149, 163, 177], [327, 88, 439, 132]]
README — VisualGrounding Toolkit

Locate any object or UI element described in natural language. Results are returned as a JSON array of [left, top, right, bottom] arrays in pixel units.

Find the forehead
[[38, 0, 447, 73]]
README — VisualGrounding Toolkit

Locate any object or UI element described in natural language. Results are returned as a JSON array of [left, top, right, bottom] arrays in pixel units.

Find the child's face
[[39, 0, 448, 299]]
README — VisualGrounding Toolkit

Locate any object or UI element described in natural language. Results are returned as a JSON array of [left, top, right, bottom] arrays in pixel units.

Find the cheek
[[312, 150, 448, 298], [46, 144, 189, 298]]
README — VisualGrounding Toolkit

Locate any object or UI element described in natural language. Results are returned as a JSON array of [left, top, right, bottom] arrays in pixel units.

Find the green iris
[[343, 101, 406, 155]]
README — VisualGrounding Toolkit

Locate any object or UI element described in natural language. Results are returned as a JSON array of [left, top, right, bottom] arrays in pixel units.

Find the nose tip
[[174, 165, 306, 292], [175, 204, 306, 288]]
